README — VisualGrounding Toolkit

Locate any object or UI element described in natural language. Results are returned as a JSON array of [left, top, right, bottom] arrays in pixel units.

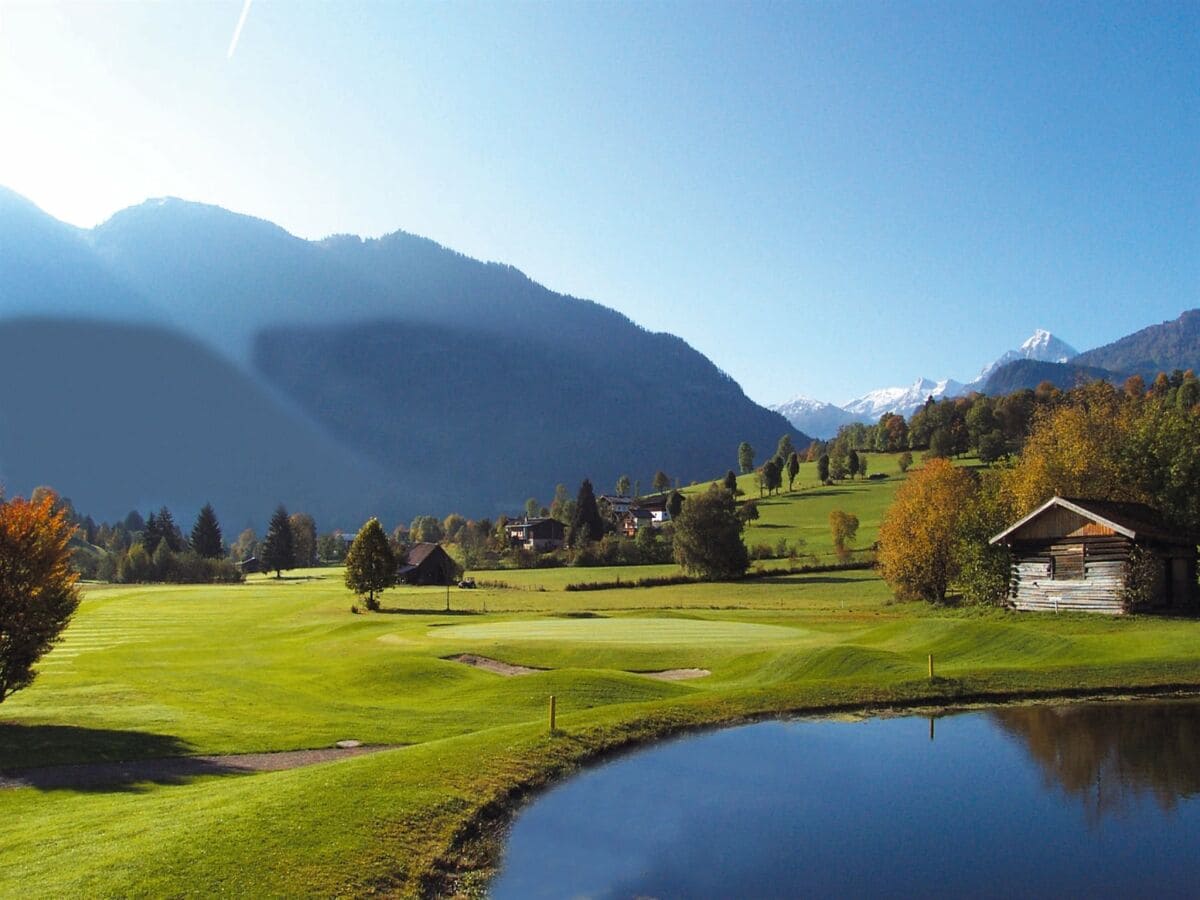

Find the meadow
[[2, 456, 1199, 897]]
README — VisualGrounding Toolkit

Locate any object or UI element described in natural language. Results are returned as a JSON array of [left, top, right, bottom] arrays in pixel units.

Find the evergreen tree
[[653, 470, 671, 494], [570, 479, 604, 546], [344, 518, 396, 611], [190, 503, 224, 559], [848, 449, 860, 479], [817, 453, 831, 483], [786, 452, 800, 491], [667, 490, 685, 519], [775, 434, 796, 463], [142, 511, 161, 555], [723, 469, 738, 493], [261, 505, 295, 578], [157, 507, 185, 552]]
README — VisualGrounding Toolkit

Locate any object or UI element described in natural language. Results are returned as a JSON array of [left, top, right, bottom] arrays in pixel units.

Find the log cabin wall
[[1008, 536, 1133, 614]]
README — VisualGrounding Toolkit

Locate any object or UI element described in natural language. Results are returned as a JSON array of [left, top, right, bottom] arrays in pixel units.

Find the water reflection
[[991, 700, 1200, 820]]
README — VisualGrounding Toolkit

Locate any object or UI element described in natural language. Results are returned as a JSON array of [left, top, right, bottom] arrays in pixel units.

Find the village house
[[989, 496, 1198, 614], [506, 517, 565, 552], [598, 495, 633, 515], [621, 507, 654, 537], [634, 494, 673, 524], [397, 542, 458, 586]]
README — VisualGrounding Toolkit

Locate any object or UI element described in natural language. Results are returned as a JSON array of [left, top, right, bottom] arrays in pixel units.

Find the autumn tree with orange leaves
[[0, 491, 81, 702], [878, 458, 976, 603]]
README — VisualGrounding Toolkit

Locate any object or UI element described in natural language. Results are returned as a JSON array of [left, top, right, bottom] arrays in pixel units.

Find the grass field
[[2, 462, 1199, 897]]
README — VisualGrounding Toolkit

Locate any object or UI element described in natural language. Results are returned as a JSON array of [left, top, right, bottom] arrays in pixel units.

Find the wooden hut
[[397, 542, 458, 586], [989, 496, 1198, 614]]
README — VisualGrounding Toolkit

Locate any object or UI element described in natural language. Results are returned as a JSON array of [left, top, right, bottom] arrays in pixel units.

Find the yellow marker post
[[928, 654, 934, 681]]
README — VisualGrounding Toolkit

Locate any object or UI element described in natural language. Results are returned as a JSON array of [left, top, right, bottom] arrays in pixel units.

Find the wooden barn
[[989, 496, 1198, 614], [397, 542, 458, 586]]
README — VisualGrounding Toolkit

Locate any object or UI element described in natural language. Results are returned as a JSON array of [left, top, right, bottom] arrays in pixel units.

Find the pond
[[491, 699, 1200, 898]]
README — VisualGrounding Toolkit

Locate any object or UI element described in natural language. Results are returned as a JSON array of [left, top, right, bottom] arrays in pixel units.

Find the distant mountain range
[[0, 187, 801, 528], [775, 314, 1199, 438]]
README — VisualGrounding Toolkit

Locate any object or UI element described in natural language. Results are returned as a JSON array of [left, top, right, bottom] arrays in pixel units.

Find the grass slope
[[3, 556, 1200, 897]]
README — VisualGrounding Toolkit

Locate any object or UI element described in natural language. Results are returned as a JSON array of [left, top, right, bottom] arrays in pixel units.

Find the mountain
[[842, 377, 966, 421], [967, 329, 1079, 389], [0, 190, 803, 522], [769, 396, 860, 440], [0, 319, 406, 530], [774, 329, 1078, 429], [1074, 310, 1200, 380], [980, 359, 1123, 396]]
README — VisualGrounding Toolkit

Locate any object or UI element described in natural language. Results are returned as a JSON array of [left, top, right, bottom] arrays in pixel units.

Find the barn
[[989, 496, 1198, 614], [397, 542, 458, 586]]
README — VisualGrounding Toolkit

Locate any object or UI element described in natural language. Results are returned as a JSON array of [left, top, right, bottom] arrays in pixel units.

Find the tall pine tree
[[190, 504, 224, 559], [570, 479, 604, 547], [261, 505, 295, 578]]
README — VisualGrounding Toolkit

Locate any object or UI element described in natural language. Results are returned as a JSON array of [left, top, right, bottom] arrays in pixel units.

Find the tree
[[653, 470, 671, 494], [828, 509, 859, 561], [848, 449, 860, 480], [0, 493, 82, 702], [409, 515, 444, 543], [775, 434, 796, 464], [289, 512, 317, 567], [189, 503, 224, 559], [786, 452, 800, 491], [667, 490, 685, 519], [858, 455, 869, 479], [723, 469, 739, 494], [231, 528, 258, 563], [738, 441, 755, 474], [524, 497, 540, 519], [898, 451, 913, 473], [570, 479, 604, 546], [441, 513, 467, 543], [737, 500, 760, 524], [261, 505, 295, 578], [761, 458, 782, 495], [616, 474, 632, 497], [672, 486, 749, 580], [344, 518, 395, 611], [817, 453, 830, 483], [878, 459, 975, 603]]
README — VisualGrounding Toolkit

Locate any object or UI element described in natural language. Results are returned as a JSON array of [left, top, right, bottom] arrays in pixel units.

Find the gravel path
[[0, 744, 392, 791]]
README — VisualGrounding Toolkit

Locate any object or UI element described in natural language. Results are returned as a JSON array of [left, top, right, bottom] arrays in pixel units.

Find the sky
[[0, 0, 1196, 406]]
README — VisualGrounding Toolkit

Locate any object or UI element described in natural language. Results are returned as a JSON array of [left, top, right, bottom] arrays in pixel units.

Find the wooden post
[[928, 654, 934, 681], [549, 695, 557, 733], [445, 583, 451, 612]]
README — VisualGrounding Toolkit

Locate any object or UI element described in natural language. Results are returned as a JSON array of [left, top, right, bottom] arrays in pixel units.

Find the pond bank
[[423, 678, 1200, 897]]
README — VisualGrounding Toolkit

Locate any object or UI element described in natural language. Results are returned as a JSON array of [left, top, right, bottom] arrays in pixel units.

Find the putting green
[[429, 617, 804, 645]]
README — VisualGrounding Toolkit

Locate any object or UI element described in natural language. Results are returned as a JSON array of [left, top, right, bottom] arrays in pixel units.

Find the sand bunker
[[448, 654, 544, 676]]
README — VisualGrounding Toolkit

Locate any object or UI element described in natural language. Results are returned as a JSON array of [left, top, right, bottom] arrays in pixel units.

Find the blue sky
[[1, 1, 1196, 405]]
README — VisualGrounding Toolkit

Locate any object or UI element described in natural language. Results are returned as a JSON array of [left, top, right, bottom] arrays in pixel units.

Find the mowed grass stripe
[[431, 617, 807, 645]]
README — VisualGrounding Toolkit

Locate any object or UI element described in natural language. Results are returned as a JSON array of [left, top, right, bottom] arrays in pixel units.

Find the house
[[397, 542, 458, 586], [598, 495, 633, 515], [634, 494, 672, 524], [622, 507, 654, 537], [989, 496, 1198, 614], [506, 517, 565, 552]]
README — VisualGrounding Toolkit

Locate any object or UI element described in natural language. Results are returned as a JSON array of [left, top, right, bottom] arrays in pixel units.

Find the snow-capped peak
[[1018, 329, 1077, 363]]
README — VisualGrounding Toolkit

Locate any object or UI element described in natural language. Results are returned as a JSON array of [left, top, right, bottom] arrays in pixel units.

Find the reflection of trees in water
[[991, 701, 1200, 822]]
